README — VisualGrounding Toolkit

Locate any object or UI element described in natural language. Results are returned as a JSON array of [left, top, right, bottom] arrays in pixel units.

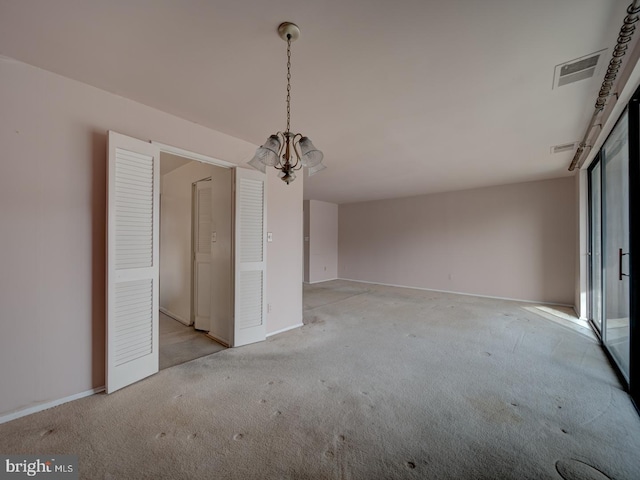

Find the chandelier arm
[[290, 153, 302, 171], [276, 132, 286, 169], [286, 135, 292, 166], [290, 133, 304, 170]]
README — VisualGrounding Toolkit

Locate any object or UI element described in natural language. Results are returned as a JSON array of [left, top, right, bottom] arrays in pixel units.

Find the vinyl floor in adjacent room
[[1, 280, 639, 479], [159, 311, 226, 370]]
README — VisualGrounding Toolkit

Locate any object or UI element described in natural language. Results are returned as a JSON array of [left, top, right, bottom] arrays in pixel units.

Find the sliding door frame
[[587, 154, 603, 342], [587, 86, 639, 411], [628, 88, 640, 408]]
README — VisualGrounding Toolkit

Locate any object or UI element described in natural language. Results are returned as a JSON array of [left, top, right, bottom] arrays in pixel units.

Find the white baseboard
[[0, 386, 105, 425], [304, 278, 338, 285], [160, 307, 191, 326], [267, 323, 304, 337], [206, 333, 229, 347], [337, 277, 575, 308]]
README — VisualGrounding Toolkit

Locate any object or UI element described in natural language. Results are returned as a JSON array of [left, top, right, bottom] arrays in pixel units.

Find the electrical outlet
[[267, 303, 272, 313], [267, 232, 273, 242]]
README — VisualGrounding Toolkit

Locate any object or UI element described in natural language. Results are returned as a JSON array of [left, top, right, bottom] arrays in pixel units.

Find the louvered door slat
[[115, 332, 152, 350], [115, 317, 152, 330], [114, 291, 151, 302], [114, 304, 152, 317], [115, 309, 153, 323], [115, 323, 153, 338], [114, 304, 152, 315], [116, 179, 153, 190], [115, 334, 152, 352]]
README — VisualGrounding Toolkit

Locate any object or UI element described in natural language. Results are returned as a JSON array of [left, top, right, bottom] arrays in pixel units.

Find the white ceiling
[[0, 0, 633, 203]]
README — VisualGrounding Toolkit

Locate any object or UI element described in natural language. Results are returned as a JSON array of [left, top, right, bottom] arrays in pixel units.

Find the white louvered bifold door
[[106, 131, 160, 393], [233, 168, 267, 347], [193, 180, 212, 331]]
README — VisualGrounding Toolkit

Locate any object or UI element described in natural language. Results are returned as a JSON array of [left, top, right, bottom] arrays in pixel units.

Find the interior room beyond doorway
[[158, 152, 233, 368]]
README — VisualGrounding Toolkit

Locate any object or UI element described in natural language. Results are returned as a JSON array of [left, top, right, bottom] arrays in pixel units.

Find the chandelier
[[248, 22, 326, 184]]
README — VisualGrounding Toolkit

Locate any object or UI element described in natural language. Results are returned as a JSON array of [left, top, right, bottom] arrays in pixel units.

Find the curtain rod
[[568, 0, 640, 171]]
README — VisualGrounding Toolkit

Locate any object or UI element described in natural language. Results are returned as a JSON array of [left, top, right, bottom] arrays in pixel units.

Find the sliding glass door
[[630, 90, 640, 407], [602, 112, 631, 379], [588, 98, 638, 408]]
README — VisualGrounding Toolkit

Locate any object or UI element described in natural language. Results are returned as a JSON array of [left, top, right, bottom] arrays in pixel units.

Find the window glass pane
[[589, 162, 602, 331], [603, 111, 630, 379]]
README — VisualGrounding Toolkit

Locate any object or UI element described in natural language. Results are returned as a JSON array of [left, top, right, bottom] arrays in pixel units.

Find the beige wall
[[339, 177, 576, 305], [0, 58, 302, 418], [307, 200, 338, 283], [266, 174, 303, 335], [303, 200, 310, 283]]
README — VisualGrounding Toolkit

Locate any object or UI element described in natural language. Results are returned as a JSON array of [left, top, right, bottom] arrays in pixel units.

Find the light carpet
[[1, 280, 639, 479]]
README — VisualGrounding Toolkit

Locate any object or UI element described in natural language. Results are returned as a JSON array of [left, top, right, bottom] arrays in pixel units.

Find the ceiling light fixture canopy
[[248, 22, 326, 184]]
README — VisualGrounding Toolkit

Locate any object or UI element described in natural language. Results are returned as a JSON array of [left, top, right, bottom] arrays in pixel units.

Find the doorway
[[159, 153, 232, 369], [106, 132, 267, 393]]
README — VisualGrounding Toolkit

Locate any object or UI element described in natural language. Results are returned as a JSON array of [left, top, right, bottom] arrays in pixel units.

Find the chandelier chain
[[286, 35, 291, 133]]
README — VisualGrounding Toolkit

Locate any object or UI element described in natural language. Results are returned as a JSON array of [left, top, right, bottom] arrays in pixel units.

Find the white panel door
[[106, 131, 160, 393], [193, 179, 212, 331], [233, 168, 267, 347]]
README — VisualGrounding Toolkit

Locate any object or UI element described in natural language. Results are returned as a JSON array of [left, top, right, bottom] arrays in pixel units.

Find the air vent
[[553, 50, 606, 89], [551, 142, 578, 154]]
